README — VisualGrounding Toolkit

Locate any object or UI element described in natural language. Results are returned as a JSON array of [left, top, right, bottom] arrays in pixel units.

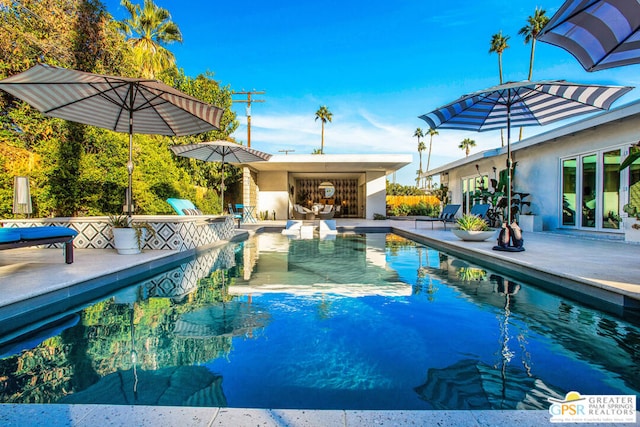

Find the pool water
[[0, 232, 639, 410]]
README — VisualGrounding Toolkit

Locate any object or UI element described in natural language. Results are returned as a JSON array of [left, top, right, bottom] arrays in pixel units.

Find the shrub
[[457, 214, 490, 231]]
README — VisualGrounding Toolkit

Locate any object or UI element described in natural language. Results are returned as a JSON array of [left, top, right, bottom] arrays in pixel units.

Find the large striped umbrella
[[170, 141, 272, 212], [0, 63, 224, 216], [537, 0, 640, 72], [419, 79, 632, 228]]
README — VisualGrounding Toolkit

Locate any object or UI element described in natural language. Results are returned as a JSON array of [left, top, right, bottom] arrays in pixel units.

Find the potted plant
[[512, 192, 542, 232], [108, 215, 155, 255], [622, 204, 640, 243], [452, 214, 497, 241]]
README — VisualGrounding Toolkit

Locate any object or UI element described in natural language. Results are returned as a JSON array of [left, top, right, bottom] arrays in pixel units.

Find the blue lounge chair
[[415, 204, 461, 230], [0, 226, 78, 263], [470, 203, 491, 221], [166, 198, 202, 215]]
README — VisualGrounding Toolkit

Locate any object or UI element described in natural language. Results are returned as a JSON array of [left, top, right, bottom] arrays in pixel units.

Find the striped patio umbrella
[[419, 79, 632, 229], [537, 0, 640, 72], [0, 64, 224, 216], [170, 141, 272, 212]]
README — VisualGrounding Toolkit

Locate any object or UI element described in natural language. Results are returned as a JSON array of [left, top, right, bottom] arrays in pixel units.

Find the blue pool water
[[0, 232, 638, 410]]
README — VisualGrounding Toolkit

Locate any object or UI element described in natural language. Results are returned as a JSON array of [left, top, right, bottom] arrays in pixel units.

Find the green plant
[[623, 203, 640, 220], [108, 214, 156, 249], [373, 213, 387, 220], [456, 214, 490, 231]]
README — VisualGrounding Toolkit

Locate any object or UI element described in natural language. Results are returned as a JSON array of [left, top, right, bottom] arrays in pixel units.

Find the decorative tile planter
[[622, 217, 640, 243], [519, 215, 542, 232], [3, 215, 236, 252]]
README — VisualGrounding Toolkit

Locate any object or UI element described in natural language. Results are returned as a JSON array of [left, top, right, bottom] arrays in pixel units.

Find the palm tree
[[414, 128, 425, 185], [315, 105, 332, 154], [425, 127, 439, 190], [489, 31, 510, 84], [459, 138, 476, 157], [519, 7, 549, 80], [117, 0, 182, 79], [518, 7, 549, 140], [489, 31, 510, 147]]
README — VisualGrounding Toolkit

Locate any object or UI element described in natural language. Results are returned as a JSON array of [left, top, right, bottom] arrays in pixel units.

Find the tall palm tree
[[117, 0, 182, 79], [414, 128, 425, 182], [519, 7, 549, 80], [425, 127, 438, 189], [518, 7, 549, 140], [459, 138, 476, 157], [489, 31, 510, 147], [489, 31, 510, 84], [315, 105, 332, 154]]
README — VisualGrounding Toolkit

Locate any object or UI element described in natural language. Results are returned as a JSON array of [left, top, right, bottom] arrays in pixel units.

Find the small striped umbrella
[[0, 63, 224, 216], [170, 141, 272, 212], [419, 79, 632, 226], [537, 0, 640, 72]]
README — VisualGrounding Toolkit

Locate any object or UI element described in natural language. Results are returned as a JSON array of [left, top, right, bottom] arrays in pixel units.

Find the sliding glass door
[[561, 148, 623, 231]]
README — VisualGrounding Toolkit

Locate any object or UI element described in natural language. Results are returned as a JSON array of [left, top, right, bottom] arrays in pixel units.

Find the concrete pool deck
[[0, 218, 639, 426]]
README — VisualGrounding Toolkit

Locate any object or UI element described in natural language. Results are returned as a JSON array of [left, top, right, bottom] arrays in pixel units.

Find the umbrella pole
[[221, 161, 225, 214], [127, 90, 134, 218], [506, 102, 512, 226]]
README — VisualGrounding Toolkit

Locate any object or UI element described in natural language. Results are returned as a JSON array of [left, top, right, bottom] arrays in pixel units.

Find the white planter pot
[[622, 217, 640, 243], [452, 229, 497, 242], [112, 228, 144, 254], [519, 215, 542, 232]]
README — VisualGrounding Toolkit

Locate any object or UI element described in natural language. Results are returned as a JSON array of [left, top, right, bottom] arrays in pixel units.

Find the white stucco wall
[[256, 170, 289, 220], [365, 171, 387, 219]]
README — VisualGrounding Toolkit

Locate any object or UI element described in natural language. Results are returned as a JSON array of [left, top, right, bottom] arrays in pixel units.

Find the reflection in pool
[[0, 233, 638, 410]]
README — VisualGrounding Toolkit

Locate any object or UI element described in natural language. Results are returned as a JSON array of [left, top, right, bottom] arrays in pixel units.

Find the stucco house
[[424, 99, 640, 237], [237, 153, 412, 220]]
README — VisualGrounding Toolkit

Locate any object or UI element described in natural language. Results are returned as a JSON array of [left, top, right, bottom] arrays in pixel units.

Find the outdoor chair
[[166, 198, 203, 215], [470, 203, 491, 222], [293, 204, 312, 220], [228, 204, 243, 227], [0, 226, 78, 264], [318, 205, 335, 219], [415, 204, 461, 230]]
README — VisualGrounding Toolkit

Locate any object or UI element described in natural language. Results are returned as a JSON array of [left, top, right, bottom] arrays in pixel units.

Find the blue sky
[[104, 0, 640, 186]]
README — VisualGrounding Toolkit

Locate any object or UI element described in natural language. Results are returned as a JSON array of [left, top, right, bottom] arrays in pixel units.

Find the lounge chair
[[166, 198, 203, 215], [415, 204, 461, 230], [0, 226, 78, 264], [282, 220, 303, 235], [470, 203, 491, 221], [319, 220, 338, 234]]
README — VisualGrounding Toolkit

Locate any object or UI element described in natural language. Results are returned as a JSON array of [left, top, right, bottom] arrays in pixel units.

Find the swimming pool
[[0, 232, 638, 410]]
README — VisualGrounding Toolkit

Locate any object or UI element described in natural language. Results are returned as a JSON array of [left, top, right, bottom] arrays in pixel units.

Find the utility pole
[[232, 90, 265, 147]]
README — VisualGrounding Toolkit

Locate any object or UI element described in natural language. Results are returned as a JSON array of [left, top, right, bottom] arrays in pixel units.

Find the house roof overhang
[[244, 154, 413, 177]]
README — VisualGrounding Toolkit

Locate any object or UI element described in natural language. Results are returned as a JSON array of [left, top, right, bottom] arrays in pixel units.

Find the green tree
[[425, 127, 438, 189], [459, 137, 476, 157], [414, 128, 425, 186], [315, 105, 332, 154], [518, 7, 549, 141], [489, 31, 510, 147], [116, 0, 182, 79]]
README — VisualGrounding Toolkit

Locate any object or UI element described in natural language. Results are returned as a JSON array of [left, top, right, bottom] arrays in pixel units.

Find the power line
[[232, 90, 265, 148]]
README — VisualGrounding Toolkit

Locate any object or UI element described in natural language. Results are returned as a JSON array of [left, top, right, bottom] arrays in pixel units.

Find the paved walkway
[[0, 219, 638, 426]]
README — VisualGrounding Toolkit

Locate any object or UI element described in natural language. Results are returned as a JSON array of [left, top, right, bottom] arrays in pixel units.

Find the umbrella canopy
[[170, 141, 272, 212], [419, 79, 632, 230], [0, 63, 224, 215], [537, 0, 640, 72]]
